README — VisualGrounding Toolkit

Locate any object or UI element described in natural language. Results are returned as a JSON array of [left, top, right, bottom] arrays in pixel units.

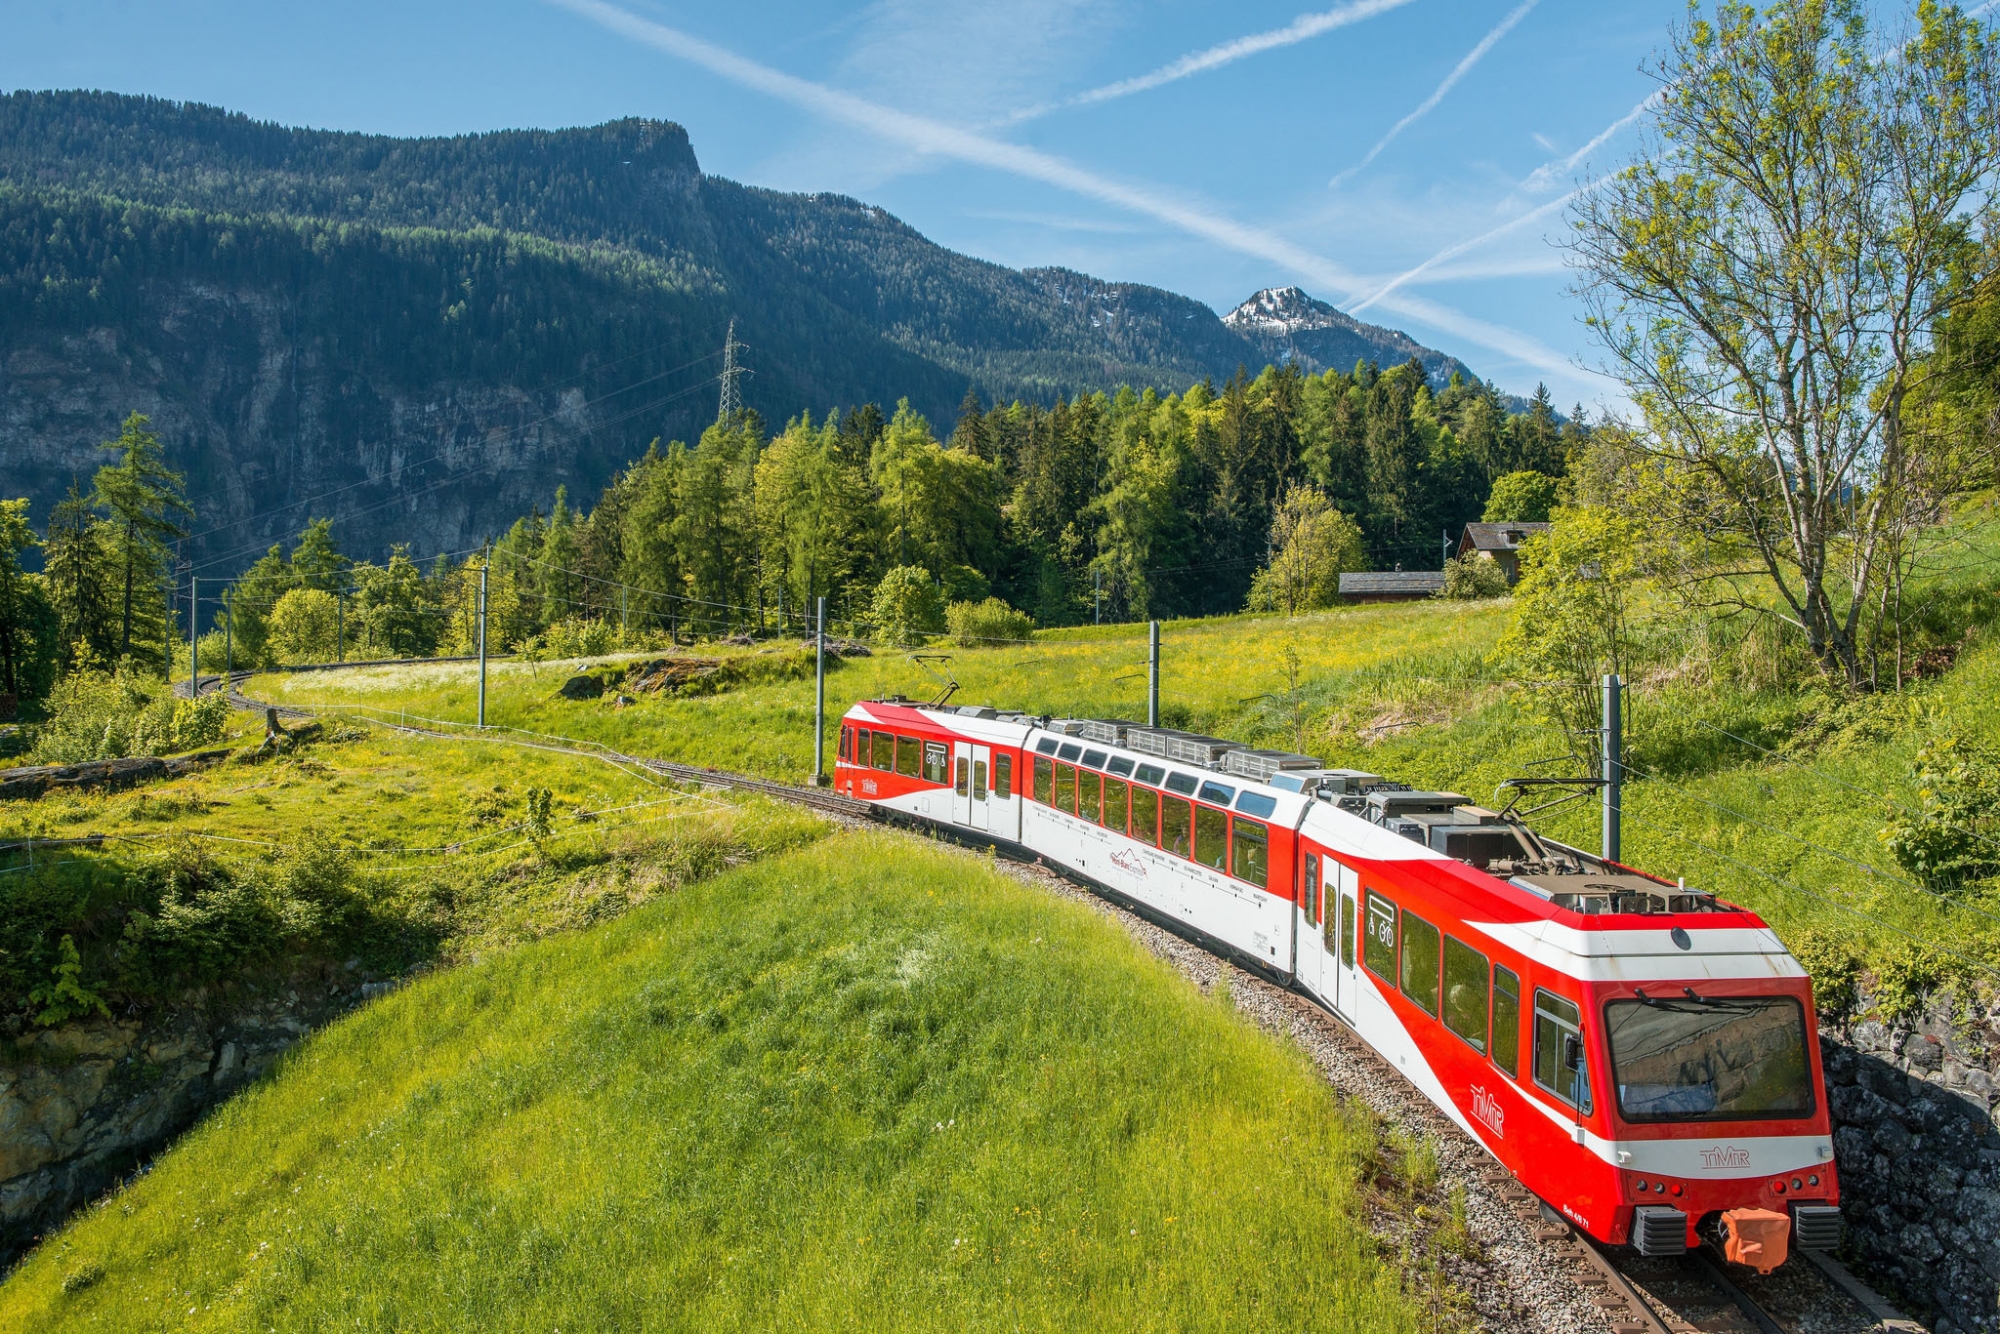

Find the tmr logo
[[1698, 1144, 1752, 1171], [1470, 1084, 1505, 1137]]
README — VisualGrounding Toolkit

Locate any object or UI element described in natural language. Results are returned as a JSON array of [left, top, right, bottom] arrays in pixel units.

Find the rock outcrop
[[0, 968, 379, 1268]]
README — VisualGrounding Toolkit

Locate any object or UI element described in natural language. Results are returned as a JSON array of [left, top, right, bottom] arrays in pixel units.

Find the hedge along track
[[189, 668, 1928, 1333]]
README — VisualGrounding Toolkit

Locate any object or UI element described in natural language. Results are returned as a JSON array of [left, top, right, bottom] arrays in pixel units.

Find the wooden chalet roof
[[1459, 521, 1551, 553]]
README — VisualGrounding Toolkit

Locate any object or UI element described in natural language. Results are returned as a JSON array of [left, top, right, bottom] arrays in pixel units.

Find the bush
[[1878, 734, 2000, 887], [527, 617, 618, 660], [869, 566, 945, 646], [945, 597, 1034, 647], [1438, 555, 1510, 600], [28, 662, 176, 764], [171, 691, 231, 750], [268, 588, 341, 664]]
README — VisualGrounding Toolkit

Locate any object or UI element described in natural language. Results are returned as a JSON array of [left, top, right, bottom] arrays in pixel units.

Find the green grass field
[[256, 586, 2000, 973], [0, 834, 1421, 1333]]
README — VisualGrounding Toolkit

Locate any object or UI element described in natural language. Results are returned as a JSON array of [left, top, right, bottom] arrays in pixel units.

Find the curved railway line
[[183, 668, 1927, 1333]]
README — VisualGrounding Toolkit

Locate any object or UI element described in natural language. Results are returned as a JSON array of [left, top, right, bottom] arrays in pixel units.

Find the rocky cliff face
[[1223, 286, 1480, 388], [0, 966, 391, 1267], [3, 282, 654, 567]]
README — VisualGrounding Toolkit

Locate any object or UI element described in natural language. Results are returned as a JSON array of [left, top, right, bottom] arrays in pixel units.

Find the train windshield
[[1604, 996, 1813, 1123]]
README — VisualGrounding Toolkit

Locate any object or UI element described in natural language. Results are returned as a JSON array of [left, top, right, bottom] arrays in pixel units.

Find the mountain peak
[[1222, 286, 1476, 387]]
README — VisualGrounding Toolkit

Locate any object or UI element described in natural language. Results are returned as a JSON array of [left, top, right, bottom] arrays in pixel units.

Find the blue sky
[[5, 0, 1689, 408]]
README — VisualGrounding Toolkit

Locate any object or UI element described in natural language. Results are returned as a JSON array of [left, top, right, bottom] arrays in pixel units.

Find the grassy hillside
[[0, 706, 830, 1015], [257, 577, 2000, 977], [0, 834, 1420, 1333]]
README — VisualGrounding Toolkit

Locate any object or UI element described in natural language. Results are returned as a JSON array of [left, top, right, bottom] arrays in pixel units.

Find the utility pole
[[477, 558, 489, 730], [336, 587, 344, 664], [813, 595, 827, 786], [1148, 621, 1160, 728], [223, 586, 232, 681], [620, 586, 628, 643], [1093, 570, 1101, 625], [189, 575, 199, 695], [1602, 672, 1622, 864], [717, 318, 747, 424]]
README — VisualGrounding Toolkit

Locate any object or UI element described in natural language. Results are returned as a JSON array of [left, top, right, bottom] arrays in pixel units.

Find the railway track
[[187, 668, 1925, 1333]]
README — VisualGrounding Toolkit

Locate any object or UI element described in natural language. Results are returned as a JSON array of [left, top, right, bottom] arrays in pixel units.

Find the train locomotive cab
[[833, 698, 1840, 1272]]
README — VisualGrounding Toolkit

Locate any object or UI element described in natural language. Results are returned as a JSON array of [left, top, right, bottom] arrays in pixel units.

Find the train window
[[1533, 990, 1591, 1113], [1057, 742, 1083, 762], [1055, 763, 1076, 812], [1363, 891, 1396, 980], [1161, 796, 1192, 857], [955, 758, 970, 797], [1081, 748, 1108, 769], [840, 726, 852, 762], [1132, 787, 1159, 844], [1194, 805, 1228, 871], [1102, 777, 1129, 832], [1079, 770, 1102, 822], [923, 742, 948, 784], [1339, 890, 1356, 967], [1236, 791, 1278, 819], [995, 755, 1013, 799], [973, 760, 988, 798], [1231, 818, 1269, 887], [1032, 756, 1053, 804], [897, 736, 921, 778], [1303, 852, 1320, 921], [1107, 756, 1135, 777], [1165, 772, 1198, 796], [872, 731, 895, 772], [1491, 968, 1520, 1077], [1134, 763, 1166, 787], [1197, 779, 1235, 806], [1036, 737, 1059, 755], [1399, 912, 1441, 1017], [1442, 937, 1489, 1053], [1603, 996, 1811, 1123]]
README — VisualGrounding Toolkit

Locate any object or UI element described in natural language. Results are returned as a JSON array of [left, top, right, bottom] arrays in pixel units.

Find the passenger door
[[1295, 850, 1331, 999], [1330, 862, 1361, 1022], [952, 742, 992, 831]]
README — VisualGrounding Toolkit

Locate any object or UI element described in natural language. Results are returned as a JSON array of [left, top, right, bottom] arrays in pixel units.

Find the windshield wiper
[[1633, 986, 1762, 1012]]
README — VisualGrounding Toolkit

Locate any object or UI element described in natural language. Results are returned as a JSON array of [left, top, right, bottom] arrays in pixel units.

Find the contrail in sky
[[546, 0, 1581, 380], [1351, 185, 1584, 314], [1515, 90, 1660, 196], [1000, 0, 1420, 125], [1331, 0, 1539, 187]]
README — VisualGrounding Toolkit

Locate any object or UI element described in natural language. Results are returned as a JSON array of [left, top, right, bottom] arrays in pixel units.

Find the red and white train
[[836, 696, 1841, 1271]]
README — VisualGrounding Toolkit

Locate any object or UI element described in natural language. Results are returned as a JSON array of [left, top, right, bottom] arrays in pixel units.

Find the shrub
[[268, 588, 341, 664], [1784, 927, 1863, 1019], [1438, 555, 1510, 600], [170, 691, 231, 750], [29, 935, 110, 1026], [1878, 734, 2000, 887], [1483, 470, 1560, 523], [945, 597, 1033, 646], [870, 566, 945, 645], [527, 617, 617, 660], [27, 662, 176, 764]]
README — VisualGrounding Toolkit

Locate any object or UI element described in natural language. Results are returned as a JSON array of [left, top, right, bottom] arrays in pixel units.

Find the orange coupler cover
[[1721, 1208, 1791, 1274]]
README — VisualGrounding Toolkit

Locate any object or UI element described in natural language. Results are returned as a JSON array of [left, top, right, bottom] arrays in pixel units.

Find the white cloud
[[999, 0, 1419, 125], [546, 0, 1582, 381], [1330, 0, 1539, 187]]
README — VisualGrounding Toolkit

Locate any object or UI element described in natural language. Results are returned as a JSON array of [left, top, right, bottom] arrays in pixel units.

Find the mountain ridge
[[0, 90, 1509, 563]]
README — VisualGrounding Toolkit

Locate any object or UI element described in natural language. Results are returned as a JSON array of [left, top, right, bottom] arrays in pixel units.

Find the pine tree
[[43, 483, 115, 667], [91, 413, 191, 669]]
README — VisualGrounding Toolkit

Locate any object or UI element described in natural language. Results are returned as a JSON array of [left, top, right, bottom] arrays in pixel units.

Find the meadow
[[258, 585, 2000, 979], [0, 834, 1424, 1333]]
